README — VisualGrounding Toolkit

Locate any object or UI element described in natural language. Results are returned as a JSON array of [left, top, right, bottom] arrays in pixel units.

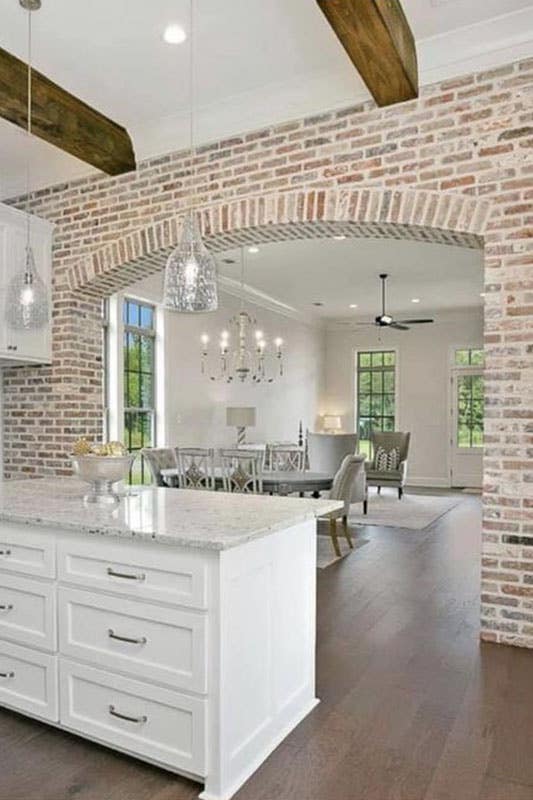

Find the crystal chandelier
[[200, 249, 284, 383], [7, 0, 50, 331], [162, 0, 218, 313]]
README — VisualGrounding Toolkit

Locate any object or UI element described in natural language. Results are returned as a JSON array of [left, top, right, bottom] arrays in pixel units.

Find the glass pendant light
[[163, 0, 218, 313], [7, 0, 50, 331]]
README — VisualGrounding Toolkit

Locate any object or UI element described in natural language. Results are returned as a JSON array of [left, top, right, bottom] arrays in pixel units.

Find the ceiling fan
[[357, 274, 434, 331]]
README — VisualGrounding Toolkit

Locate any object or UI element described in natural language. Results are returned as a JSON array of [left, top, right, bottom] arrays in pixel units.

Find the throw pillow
[[374, 446, 400, 472]]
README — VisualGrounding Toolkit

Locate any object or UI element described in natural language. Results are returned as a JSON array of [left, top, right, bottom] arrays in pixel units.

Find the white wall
[[124, 274, 326, 449], [322, 308, 484, 487]]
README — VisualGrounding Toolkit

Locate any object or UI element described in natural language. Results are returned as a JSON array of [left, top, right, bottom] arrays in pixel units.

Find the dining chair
[[237, 442, 267, 470], [220, 449, 263, 494], [140, 447, 178, 487], [319, 454, 367, 557], [176, 447, 215, 491], [268, 444, 305, 472]]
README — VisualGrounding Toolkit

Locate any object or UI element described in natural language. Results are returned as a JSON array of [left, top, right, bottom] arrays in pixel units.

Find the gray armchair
[[365, 432, 411, 499], [307, 432, 358, 475], [141, 447, 178, 487]]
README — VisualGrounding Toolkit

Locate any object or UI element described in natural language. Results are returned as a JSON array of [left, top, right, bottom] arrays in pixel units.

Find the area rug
[[317, 531, 369, 569], [348, 491, 462, 531]]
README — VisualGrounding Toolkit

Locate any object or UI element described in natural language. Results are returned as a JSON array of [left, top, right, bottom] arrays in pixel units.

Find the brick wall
[[4, 58, 533, 647]]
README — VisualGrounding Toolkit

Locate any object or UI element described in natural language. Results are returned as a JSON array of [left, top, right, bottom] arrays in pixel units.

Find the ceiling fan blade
[[396, 318, 434, 324], [355, 322, 377, 326], [389, 322, 410, 331]]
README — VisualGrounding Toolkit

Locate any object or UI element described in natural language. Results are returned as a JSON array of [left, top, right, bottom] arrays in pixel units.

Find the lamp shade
[[226, 407, 256, 428], [323, 415, 342, 431]]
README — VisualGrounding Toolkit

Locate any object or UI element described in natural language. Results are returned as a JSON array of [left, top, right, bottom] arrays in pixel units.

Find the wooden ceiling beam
[[0, 46, 136, 176], [316, 0, 418, 106]]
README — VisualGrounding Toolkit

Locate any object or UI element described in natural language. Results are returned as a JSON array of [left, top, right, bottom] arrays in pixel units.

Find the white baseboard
[[405, 476, 451, 489]]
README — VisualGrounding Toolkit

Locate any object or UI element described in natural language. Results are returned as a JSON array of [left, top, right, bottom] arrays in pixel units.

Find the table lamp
[[323, 414, 342, 434], [226, 407, 256, 446]]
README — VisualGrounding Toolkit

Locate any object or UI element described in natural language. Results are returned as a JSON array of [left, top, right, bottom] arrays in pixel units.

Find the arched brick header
[[68, 188, 492, 298]]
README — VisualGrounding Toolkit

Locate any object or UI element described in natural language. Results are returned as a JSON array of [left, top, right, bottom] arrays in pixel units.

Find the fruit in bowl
[[70, 439, 135, 506]]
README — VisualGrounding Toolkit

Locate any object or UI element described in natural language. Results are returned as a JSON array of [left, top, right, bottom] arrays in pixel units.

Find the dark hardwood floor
[[2, 495, 533, 800]]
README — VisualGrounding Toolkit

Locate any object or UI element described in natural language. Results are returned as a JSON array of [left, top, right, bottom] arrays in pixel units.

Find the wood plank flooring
[[1, 495, 533, 800]]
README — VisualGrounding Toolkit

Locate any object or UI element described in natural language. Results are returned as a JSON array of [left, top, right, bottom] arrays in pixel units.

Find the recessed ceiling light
[[312, 302, 324, 307], [349, 303, 358, 308], [248, 246, 259, 254], [411, 297, 421, 303], [480, 292, 486, 298], [163, 24, 187, 45], [333, 234, 346, 241]]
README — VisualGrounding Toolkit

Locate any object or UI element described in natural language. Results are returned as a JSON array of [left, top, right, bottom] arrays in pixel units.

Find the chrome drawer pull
[[0, 604, 13, 611], [108, 704, 147, 724], [0, 550, 11, 557], [0, 671, 14, 679], [108, 628, 147, 646], [107, 567, 146, 582]]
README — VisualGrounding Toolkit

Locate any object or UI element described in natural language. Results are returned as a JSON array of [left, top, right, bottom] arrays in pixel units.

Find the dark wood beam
[[0, 46, 136, 175], [316, 0, 418, 106]]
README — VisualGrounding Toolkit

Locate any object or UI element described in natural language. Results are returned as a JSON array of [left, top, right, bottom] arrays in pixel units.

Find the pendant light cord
[[189, 0, 196, 214], [25, 5, 32, 264]]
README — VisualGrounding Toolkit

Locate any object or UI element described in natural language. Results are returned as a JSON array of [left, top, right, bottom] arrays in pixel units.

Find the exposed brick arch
[[69, 188, 492, 298]]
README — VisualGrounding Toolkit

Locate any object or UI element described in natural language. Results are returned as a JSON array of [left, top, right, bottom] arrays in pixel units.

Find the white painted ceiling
[[217, 237, 484, 324], [0, 0, 532, 198]]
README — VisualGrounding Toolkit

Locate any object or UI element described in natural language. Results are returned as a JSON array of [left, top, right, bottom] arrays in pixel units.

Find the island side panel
[[202, 518, 318, 800]]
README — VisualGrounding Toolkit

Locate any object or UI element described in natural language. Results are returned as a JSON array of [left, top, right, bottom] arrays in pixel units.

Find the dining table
[[160, 467, 334, 496]]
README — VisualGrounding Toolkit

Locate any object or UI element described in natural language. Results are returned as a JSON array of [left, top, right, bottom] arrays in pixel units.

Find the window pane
[[383, 394, 395, 416], [359, 395, 371, 415], [359, 371, 371, 393], [383, 372, 395, 393], [472, 426, 483, 447], [359, 353, 371, 368], [140, 373, 154, 407], [472, 375, 484, 398], [458, 425, 471, 448], [140, 305, 154, 329], [383, 417, 395, 432], [371, 351, 383, 368], [371, 395, 383, 416], [140, 337, 154, 373], [470, 349, 484, 366], [455, 349, 470, 366], [383, 351, 395, 366], [371, 372, 383, 393]]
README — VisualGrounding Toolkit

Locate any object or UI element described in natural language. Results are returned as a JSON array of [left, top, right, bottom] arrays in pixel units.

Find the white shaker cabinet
[[0, 201, 53, 365]]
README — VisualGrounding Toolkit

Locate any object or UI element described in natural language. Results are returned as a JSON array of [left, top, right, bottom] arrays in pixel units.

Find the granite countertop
[[0, 478, 343, 551]]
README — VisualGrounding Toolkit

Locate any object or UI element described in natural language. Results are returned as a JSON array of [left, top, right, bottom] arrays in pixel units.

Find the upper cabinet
[[0, 202, 53, 366]]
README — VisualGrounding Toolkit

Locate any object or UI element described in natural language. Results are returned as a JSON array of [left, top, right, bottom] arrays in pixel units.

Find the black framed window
[[123, 298, 156, 484], [356, 350, 396, 457]]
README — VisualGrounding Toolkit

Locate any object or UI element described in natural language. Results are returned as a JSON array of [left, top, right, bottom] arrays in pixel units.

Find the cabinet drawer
[[0, 573, 56, 652], [58, 538, 208, 609], [58, 588, 207, 693], [0, 640, 58, 722], [0, 524, 55, 579], [60, 659, 206, 776]]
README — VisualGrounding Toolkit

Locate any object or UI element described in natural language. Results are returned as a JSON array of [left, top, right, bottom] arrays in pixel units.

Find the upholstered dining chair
[[141, 447, 178, 487], [268, 444, 305, 472], [220, 449, 264, 494], [319, 454, 367, 557], [365, 432, 411, 499], [176, 447, 215, 490]]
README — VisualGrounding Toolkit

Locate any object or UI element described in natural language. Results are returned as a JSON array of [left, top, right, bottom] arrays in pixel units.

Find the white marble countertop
[[0, 478, 343, 551]]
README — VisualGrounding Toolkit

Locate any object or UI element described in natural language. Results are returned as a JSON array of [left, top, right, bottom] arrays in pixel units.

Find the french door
[[450, 367, 484, 488]]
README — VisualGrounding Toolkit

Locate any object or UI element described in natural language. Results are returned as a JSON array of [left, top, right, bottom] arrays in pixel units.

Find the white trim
[[407, 476, 452, 489]]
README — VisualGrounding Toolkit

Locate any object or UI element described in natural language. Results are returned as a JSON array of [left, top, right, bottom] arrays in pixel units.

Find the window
[[123, 298, 156, 484], [356, 350, 396, 458], [455, 348, 484, 367], [456, 373, 484, 448]]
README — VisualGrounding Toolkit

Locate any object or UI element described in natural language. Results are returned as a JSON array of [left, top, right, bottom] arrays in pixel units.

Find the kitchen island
[[0, 479, 341, 800]]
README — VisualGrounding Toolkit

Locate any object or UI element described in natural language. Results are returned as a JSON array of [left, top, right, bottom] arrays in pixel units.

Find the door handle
[[108, 704, 147, 724], [108, 629, 147, 646], [106, 567, 146, 582]]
